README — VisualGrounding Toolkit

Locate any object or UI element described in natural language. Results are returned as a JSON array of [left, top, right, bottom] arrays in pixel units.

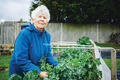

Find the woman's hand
[[39, 72, 48, 78]]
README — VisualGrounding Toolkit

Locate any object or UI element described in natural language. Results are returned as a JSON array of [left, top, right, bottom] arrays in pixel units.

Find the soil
[[0, 67, 8, 71]]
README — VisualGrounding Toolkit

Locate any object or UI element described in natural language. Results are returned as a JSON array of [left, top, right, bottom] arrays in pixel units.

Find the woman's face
[[32, 13, 48, 29]]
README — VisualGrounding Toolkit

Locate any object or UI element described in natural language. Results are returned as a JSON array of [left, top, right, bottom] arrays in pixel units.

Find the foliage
[[77, 36, 92, 45], [109, 32, 120, 44], [23, 70, 40, 80], [39, 37, 101, 80], [30, 0, 120, 24], [10, 70, 42, 80], [10, 74, 22, 80], [45, 49, 102, 80], [95, 42, 120, 49]]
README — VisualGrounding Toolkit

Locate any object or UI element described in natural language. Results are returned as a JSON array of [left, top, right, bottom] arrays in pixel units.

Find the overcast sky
[[0, 0, 32, 21]]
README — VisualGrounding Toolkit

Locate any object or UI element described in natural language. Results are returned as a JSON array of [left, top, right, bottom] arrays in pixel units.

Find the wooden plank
[[111, 49, 116, 80], [0, 22, 22, 44], [1, 24, 4, 44]]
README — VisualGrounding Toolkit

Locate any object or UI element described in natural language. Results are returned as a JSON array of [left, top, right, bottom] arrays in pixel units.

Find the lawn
[[0, 55, 11, 80], [0, 70, 9, 80], [103, 58, 120, 70], [0, 55, 11, 67], [95, 42, 120, 69], [95, 42, 120, 49]]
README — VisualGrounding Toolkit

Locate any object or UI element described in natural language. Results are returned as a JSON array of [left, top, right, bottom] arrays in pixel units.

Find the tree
[[30, 0, 120, 24], [30, 0, 85, 23]]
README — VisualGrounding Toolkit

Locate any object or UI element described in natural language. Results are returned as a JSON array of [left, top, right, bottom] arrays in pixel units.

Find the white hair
[[31, 5, 50, 22]]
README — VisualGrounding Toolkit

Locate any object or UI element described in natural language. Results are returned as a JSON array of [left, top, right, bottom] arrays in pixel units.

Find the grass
[[95, 42, 120, 49], [0, 55, 11, 80], [95, 42, 120, 69], [0, 55, 11, 67], [0, 70, 9, 80], [103, 58, 120, 70]]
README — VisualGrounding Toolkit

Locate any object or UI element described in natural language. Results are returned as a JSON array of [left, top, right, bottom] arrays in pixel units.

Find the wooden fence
[[1, 21, 120, 44], [0, 21, 21, 44]]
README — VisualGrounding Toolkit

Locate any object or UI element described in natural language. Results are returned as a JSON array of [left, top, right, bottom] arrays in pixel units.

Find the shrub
[[110, 32, 120, 44]]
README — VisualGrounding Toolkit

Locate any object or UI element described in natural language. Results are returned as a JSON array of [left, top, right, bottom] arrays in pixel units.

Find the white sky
[[0, 0, 32, 21]]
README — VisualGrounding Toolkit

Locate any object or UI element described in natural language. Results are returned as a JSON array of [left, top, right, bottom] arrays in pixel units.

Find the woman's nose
[[40, 17, 45, 21]]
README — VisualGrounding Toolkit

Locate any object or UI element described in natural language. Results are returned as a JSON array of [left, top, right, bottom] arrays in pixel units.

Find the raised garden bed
[[10, 37, 102, 80]]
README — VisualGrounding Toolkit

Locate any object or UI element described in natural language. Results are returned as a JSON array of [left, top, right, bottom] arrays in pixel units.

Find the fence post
[[51, 44, 53, 55], [111, 49, 116, 80], [92, 44, 95, 59], [57, 45, 59, 55]]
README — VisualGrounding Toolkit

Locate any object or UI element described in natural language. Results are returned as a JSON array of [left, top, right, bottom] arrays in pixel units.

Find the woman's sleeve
[[14, 30, 41, 72], [46, 34, 59, 66]]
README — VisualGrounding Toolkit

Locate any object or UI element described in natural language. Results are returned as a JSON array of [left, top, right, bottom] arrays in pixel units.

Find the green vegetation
[[10, 51, 102, 80], [103, 58, 120, 70], [3, 54, 120, 80], [48, 49, 101, 80], [0, 55, 11, 67], [30, 0, 120, 24], [0, 55, 11, 80], [95, 42, 120, 49], [77, 36, 91, 45], [0, 70, 9, 80]]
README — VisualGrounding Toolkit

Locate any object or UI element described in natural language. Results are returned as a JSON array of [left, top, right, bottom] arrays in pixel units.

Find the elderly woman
[[9, 5, 58, 78]]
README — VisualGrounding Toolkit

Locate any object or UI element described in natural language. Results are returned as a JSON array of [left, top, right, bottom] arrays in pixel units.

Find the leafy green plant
[[46, 49, 102, 80], [10, 70, 44, 80], [77, 36, 92, 45], [110, 32, 120, 44], [23, 70, 40, 80], [10, 74, 22, 80]]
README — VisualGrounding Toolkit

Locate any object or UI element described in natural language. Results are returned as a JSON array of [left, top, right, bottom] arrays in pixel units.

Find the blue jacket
[[9, 23, 58, 78]]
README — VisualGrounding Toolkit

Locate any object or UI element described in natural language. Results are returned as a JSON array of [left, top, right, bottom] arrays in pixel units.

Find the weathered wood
[[111, 49, 116, 80], [0, 22, 22, 44], [1, 22, 120, 44], [57, 45, 59, 55], [92, 44, 95, 59], [51, 45, 53, 54]]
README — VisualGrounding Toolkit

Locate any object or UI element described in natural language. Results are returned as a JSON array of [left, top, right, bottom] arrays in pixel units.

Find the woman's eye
[[39, 16, 42, 18]]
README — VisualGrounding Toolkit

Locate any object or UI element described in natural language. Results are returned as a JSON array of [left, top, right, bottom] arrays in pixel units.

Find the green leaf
[[10, 74, 22, 80]]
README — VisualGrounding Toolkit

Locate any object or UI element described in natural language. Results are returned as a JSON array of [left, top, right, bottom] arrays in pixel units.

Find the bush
[[110, 32, 120, 44]]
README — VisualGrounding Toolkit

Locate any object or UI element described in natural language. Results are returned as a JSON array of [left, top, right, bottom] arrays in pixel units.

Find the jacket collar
[[26, 22, 47, 34]]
